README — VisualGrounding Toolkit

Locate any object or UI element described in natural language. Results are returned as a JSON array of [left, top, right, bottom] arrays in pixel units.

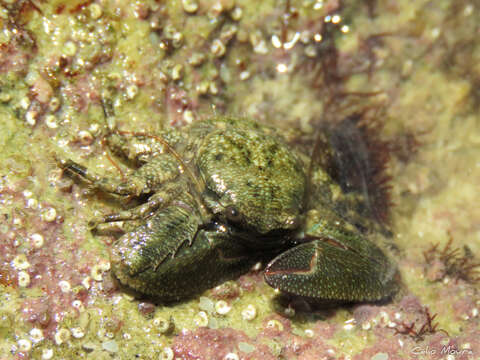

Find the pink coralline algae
[[172, 327, 277, 360]]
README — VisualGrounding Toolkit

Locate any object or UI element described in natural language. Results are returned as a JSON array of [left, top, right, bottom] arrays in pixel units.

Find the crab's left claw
[[264, 237, 399, 302]]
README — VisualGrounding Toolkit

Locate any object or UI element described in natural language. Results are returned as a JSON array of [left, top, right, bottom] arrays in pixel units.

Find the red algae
[[0, 41, 32, 74], [353, 338, 403, 360], [173, 327, 277, 360], [398, 295, 424, 314], [425, 333, 475, 360], [172, 314, 339, 360], [165, 85, 197, 127], [236, 271, 264, 293], [0, 186, 112, 343], [62, 75, 101, 113]]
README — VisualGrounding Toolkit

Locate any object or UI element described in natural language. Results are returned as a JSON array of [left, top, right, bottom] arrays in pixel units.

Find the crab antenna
[[96, 98, 125, 178], [304, 125, 326, 212]]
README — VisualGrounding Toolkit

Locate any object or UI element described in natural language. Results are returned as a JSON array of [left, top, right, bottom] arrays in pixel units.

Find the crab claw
[[110, 204, 256, 302], [264, 238, 398, 302]]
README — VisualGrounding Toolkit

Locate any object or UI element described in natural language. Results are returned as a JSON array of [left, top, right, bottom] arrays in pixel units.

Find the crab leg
[[58, 159, 145, 196], [88, 185, 182, 229]]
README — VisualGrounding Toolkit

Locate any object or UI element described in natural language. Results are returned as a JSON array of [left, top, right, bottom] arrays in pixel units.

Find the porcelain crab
[[60, 116, 398, 303]]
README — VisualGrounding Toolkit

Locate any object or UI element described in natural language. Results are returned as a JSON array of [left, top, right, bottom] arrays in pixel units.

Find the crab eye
[[224, 206, 243, 223]]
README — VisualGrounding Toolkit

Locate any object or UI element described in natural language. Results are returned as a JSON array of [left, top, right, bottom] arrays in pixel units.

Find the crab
[[59, 116, 399, 303]]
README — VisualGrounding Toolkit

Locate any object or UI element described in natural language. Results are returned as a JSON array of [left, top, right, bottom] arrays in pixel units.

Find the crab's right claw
[[264, 238, 399, 302]]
